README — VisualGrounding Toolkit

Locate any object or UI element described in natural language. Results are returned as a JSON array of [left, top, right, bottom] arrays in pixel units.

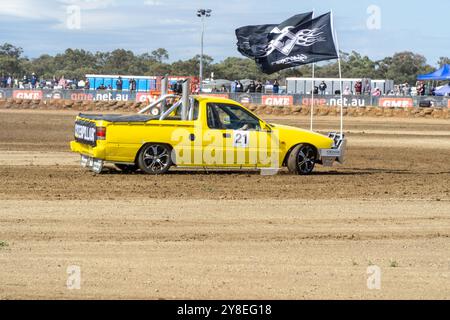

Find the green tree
[[213, 57, 261, 80], [312, 51, 377, 79], [0, 43, 23, 59], [100, 49, 136, 74], [375, 52, 433, 84], [26, 54, 57, 79], [146, 62, 171, 76], [437, 57, 450, 67], [50, 49, 99, 79], [0, 42, 441, 86], [0, 43, 25, 77], [171, 55, 214, 77], [151, 48, 169, 63]]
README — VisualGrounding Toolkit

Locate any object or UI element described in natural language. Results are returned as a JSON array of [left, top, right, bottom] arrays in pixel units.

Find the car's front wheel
[[287, 144, 317, 175], [137, 144, 172, 175]]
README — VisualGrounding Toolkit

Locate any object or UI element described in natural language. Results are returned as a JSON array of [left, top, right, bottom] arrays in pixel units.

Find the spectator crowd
[[0, 72, 445, 98], [0, 73, 141, 92], [0, 73, 92, 90], [209, 80, 281, 94]]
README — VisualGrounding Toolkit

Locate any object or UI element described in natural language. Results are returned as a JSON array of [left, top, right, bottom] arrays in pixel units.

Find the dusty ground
[[0, 109, 449, 300]]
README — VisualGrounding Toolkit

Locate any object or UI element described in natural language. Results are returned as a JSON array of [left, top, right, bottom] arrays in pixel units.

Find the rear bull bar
[[319, 133, 347, 167]]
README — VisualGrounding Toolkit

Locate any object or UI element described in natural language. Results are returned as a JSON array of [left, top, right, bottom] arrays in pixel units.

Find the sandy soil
[[0, 110, 449, 300]]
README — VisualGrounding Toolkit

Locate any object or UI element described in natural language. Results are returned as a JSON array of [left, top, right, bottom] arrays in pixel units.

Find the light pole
[[197, 9, 211, 93]]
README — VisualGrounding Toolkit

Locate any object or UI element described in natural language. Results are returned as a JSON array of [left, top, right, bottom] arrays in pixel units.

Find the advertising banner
[[202, 93, 229, 99], [301, 96, 368, 107], [6, 89, 448, 110], [262, 95, 294, 106], [378, 98, 414, 108], [69, 92, 95, 101], [93, 92, 132, 101], [136, 92, 161, 103], [13, 90, 43, 100], [236, 93, 254, 105], [47, 90, 64, 100]]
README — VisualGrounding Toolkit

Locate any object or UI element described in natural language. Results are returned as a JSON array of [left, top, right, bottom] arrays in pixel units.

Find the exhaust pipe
[[181, 79, 191, 121], [160, 75, 169, 112]]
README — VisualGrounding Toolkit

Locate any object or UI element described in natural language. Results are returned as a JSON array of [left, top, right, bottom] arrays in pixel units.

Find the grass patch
[[0, 241, 9, 249], [389, 259, 399, 268]]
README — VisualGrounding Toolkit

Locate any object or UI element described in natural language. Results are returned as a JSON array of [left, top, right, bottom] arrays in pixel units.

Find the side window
[[207, 105, 218, 128], [207, 103, 261, 131]]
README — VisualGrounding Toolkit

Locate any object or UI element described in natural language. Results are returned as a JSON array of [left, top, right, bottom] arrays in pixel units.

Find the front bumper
[[319, 133, 347, 167]]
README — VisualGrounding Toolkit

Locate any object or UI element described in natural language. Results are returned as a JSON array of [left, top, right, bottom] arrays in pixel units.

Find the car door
[[203, 103, 275, 168], [167, 100, 201, 167]]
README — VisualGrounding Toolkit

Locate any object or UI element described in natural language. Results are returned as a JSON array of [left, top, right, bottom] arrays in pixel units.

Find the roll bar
[[138, 78, 192, 121], [137, 94, 180, 115]]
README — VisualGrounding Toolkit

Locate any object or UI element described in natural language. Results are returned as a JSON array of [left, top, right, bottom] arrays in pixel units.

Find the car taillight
[[96, 127, 106, 140]]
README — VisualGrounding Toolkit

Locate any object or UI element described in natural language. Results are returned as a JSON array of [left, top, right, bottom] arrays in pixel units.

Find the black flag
[[236, 24, 277, 58], [236, 12, 339, 74], [235, 12, 313, 59]]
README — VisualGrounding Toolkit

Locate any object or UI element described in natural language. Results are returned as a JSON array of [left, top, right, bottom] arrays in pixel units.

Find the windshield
[[207, 103, 261, 131]]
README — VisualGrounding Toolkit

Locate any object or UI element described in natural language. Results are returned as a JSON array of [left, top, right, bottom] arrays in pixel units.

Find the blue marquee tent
[[417, 64, 450, 81]]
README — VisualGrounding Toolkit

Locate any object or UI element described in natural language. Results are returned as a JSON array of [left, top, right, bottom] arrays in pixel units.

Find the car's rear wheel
[[115, 164, 139, 173], [287, 144, 317, 175], [137, 144, 172, 175]]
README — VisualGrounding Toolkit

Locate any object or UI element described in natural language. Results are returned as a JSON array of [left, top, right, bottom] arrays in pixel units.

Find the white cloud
[[0, 0, 117, 26], [0, 0, 448, 65], [144, 0, 163, 6], [59, 0, 117, 10], [0, 0, 60, 20]]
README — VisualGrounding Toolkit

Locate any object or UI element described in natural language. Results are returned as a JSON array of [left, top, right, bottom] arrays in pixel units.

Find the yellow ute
[[70, 95, 346, 175]]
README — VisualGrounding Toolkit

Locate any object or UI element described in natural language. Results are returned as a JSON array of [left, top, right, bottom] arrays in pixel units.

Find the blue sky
[[0, 0, 448, 66]]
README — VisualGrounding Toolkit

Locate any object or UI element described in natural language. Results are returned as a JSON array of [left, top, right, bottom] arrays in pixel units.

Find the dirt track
[[0, 110, 449, 299]]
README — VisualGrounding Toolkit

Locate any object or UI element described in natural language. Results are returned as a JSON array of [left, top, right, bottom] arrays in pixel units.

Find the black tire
[[115, 164, 139, 173], [287, 144, 317, 175], [137, 144, 172, 175]]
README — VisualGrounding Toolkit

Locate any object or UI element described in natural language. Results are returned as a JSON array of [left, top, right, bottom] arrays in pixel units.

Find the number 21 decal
[[233, 131, 250, 148]]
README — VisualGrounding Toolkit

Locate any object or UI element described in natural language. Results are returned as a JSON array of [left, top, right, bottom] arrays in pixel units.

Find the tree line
[[0, 43, 448, 84]]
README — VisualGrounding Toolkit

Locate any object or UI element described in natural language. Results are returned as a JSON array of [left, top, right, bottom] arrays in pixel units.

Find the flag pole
[[310, 63, 315, 131], [310, 9, 316, 132], [331, 10, 344, 136], [337, 44, 344, 135]]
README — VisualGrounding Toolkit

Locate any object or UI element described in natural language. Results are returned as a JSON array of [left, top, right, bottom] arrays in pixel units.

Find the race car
[[70, 95, 346, 175]]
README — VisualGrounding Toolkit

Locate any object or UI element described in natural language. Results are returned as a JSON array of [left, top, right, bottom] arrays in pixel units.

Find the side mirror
[[261, 122, 272, 132]]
